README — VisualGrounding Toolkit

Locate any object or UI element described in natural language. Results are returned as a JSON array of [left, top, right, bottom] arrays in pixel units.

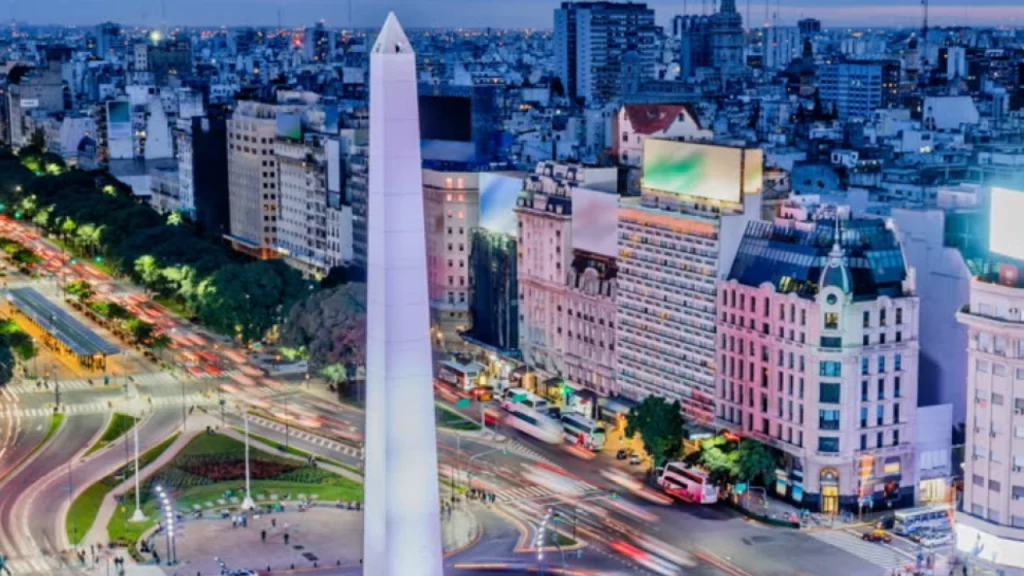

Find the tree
[[624, 396, 686, 468], [64, 280, 94, 302], [151, 334, 172, 358], [126, 318, 155, 344], [166, 211, 184, 226], [698, 438, 739, 487], [134, 255, 162, 290], [322, 363, 347, 385], [735, 439, 778, 487], [28, 129, 46, 151], [279, 282, 366, 371]]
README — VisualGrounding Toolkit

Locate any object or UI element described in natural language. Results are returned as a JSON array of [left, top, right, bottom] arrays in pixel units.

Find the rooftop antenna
[[277, 7, 282, 28], [746, 0, 751, 30], [775, 0, 780, 26], [921, 0, 929, 70], [765, 0, 770, 26]]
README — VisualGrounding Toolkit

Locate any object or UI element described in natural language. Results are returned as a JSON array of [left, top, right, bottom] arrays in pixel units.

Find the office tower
[[763, 26, 802, 70], [718, 217, 919, 513], [344, 124, 370, 270], [817, 60, 901, 120], [553, 1, 659, 103], [305, 21, 334, 63], [419, 83, 501, 166], [517, 162, 617, 397], [7, 59, 65, 147], [954, 187, 1024, 574], [148, 38, 193, 84], [226, 99, 309, 258], [709, 0, 744, 76], [363, 13, 444, 576], [676, 14, 712, 79], [798, 18, 821, 37], [185, 107, 231, 236], [616, 140, 763, 423], [93, 22, 121, 59]]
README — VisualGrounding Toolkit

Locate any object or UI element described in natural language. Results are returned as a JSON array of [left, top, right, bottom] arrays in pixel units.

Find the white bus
[[658, 462, 718, 504], [501, 388, 550, 413], [892, 504, 952, 536], [505, 404, 562, 444], [560, 412, 606, 451]]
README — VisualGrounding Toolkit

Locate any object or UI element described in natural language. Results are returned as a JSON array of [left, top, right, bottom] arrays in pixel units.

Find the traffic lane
[[0, 415, 47, 483], [24, 409, 182, 552], [0, 411, 106, 558]]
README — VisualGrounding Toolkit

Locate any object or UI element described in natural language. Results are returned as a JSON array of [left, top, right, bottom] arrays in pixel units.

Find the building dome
[[819, 223, 853, 295]]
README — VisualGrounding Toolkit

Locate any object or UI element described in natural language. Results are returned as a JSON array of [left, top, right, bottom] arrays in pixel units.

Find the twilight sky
[[13, 0, 1024, 29]]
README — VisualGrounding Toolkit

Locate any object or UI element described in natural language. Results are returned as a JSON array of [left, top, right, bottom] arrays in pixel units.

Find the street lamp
[[241, 412, 255, 510], [130, 412, 146, 522], [154, 486, 177, 565]]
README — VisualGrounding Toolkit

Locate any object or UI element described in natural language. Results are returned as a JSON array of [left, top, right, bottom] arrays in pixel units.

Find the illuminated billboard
[[743, 148, 764, 195], [478, 173, 522, 236], [643, 140, 754, 203], [276, 112, 303, 140], [571, 187, 618, 258], [990, 187, 1024, 261]]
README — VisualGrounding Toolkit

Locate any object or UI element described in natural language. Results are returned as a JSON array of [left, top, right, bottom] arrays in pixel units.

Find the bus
[[657, 462, 718, 504], [505, 404, 562, 444], [501, 388, 550, 413], [560, 412, 606, 451], [892, 504, 952, 536]]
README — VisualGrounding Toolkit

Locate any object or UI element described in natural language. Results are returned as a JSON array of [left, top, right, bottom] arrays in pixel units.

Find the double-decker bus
[[560, 412, 606, 451], [658, 462, 718, 504], [505, 404, 562, 444]]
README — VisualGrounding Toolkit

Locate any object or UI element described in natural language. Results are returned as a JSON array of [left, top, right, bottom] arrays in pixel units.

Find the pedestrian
[[271, 518, 277, 528], [261, 529, 267, 543], [284, 532, 290, 545], [242, 514, 248, 528], [232, 515, 237, 528]]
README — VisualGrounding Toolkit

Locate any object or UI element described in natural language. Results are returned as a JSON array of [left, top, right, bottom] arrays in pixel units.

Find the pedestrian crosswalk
[[502, 440, 554, 464], [4, 371, 177, 395], [246, 415, 363, 459], [498, 477, 597, 503], [808, 529, 914, 571], [10, 393, 211, 417]]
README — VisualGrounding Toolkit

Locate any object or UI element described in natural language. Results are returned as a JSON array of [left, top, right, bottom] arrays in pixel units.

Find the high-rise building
[[7, 59, 66, 147], [423, 169, 480, 348], [709, 0, 744, 77], [553, 1, 659, 103], [675, 14, 712, 78], [93, 22, 121, 59], [362, 13, 444, 576], [798, 18, 821, 37], [615, 140, 763, 423], [954, 187, 1024, 574], [147, 38, 193, 84], [763, 26, 802, 70], [186, 107, 231, 237], [818, 60, 901, 120], [517, 162, 617, 391], [304, 21, 334, 63], [718, 217, 919, 513], [226, 98, 311, 258]]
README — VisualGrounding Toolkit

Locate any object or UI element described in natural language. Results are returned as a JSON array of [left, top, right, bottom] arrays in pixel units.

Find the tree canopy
[[280, 282, 366, 371], [624, 396, 686, 467], [0, 153, 315, 343]]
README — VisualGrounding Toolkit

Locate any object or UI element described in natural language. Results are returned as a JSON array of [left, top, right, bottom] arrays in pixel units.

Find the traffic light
[[13, 211, 21, 219], [94, 256, 103, 263]]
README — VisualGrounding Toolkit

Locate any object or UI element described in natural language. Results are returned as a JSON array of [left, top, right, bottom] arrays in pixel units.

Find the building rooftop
[[5, 288, 120, 356], [728, 218, 909, 301]]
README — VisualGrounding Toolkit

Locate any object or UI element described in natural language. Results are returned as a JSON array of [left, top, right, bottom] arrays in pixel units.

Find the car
[[616, 449, 629, 460], [629, 453, 642, 466], [862, 529, 893, 543]]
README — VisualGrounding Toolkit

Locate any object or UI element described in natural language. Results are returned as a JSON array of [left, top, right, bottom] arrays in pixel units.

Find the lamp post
[[130, 413, 146, 522], [154, 486, 177, 565], [241, 412, 255, 510]]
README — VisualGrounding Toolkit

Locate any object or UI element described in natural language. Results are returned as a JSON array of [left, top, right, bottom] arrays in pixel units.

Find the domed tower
[[818, 219, 854, 313]]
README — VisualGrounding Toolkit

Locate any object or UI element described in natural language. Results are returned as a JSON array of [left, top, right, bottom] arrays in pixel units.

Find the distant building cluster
[[4, 6, 1024, 570]]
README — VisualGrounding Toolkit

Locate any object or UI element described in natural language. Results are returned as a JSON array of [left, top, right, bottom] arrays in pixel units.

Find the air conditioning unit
[[1015, 409, 1024, 415]]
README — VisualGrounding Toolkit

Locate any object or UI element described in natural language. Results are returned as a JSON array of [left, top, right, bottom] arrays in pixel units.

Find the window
[[878, 379, 885, 400], [995, 364, 1007, 377], [993, 393, 1004, 406], [863, 334, 870, 346], [894, 354, 901, 371], [893, 429, 899, 445], [996, 336, 1008, 356], [894, 377, 901, 398], [877, 405, 884, 426], [821, 336, 842, 348], [894, 403, 900, 423], [861, 357, 869, 375], [990, 479, 1001, 493], [973, 474, 984, 487], [863, 311, 871, 328], [819, 382, 840, 404], [861, 380, 868, 401], [800, 309, 806, 326], [895, 331, 902, 343], [819, 409, 840, 430], [978, 360, 990, 373], [877, 432, 883, 448], [820, 361, 842, 377], [860, 434, 867, 450], [896, 308, 903, 325], [824, 312, 839, 330], [879, 309, 887, 327], [818, 437, 839, 453], [878, 356, 886, 373], [860, 407, 868, 428]]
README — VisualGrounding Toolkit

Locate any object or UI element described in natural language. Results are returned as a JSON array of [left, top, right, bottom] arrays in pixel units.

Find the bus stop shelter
[[5, 287, 120, 370]]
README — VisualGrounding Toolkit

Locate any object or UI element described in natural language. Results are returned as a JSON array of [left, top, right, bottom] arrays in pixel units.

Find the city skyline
[[8, 0, 1024, 29]]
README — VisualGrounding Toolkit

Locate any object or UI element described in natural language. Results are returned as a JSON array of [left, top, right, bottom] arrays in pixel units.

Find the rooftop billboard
[[990, 187, 1024, 262], [478, 173, 522, 236], [643, 140, 754, 203], [571, 187, 618, 258]]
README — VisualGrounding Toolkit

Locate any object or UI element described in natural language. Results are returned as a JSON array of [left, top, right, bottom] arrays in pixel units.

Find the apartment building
[[717, 217, 919, 513]]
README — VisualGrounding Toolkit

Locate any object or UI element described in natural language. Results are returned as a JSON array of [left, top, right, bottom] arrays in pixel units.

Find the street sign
[[455, 398, 471, 408]]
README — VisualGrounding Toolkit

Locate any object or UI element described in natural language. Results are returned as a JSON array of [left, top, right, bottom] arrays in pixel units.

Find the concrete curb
[[442, 508, 484, 559]]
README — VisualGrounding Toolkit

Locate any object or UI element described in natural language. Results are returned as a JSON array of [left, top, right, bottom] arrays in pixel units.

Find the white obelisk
[[363, 12, 444, 576]]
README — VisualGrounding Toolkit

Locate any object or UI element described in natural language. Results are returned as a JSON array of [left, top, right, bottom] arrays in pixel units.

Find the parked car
[[616, 449, 629, 461], [862, 529, 893, 543], [629, 453, 642, 466]]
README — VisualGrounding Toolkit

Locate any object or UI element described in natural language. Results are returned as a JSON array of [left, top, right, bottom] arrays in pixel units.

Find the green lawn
[[230, 427, 360, 475], [85, 413, 138, 457], [435, 404, 481, 431], [107, 432, 362, 546], [552, 533, 576, 547], [68, 433, 179, 544]]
